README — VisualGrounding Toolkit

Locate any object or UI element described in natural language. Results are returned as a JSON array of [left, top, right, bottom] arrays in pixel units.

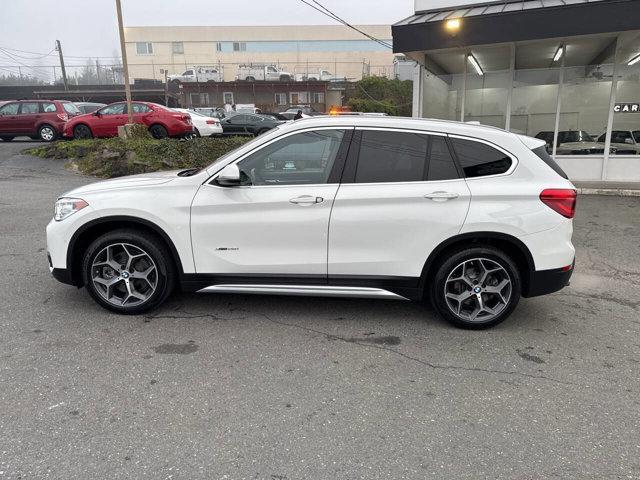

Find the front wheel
[[0, 136, 14, 142], [82, 229, 175, 314], [73, 124, 93, 140], [430, 246, 521, 329], [149, 124, 168, 139]]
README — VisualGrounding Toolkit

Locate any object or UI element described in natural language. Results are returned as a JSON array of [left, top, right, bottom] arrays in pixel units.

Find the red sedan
[[63, 101, 193, 140]]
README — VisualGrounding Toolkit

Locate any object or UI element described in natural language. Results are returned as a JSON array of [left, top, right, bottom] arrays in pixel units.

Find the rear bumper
[[523, 262, 574, 298]]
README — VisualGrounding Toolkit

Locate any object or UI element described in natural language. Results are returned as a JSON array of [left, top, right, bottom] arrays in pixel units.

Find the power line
[[0, 49, 54, 80], [310, 0, 393, 48], [0, 45, 120, 60], [297, 0, 393, 49]]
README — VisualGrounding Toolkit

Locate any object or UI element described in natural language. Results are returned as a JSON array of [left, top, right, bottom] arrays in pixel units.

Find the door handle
[[424, 191, 459, 201], [290, 195, 324, 205]]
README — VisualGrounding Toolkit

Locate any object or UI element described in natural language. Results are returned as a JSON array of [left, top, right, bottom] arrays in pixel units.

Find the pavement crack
[[259, 314, 577, 387]]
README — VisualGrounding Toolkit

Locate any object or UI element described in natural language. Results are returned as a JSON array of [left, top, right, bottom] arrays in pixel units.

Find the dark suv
[[0, 100, 81, 142]]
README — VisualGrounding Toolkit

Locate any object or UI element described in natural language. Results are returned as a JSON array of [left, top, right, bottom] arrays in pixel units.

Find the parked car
[[75, 102, 107, 114], [168, 66, 224, 84], [261, 112, 290, 121], [595, 130, 640, 154], [46, 116, 576, 329], [236, 64, 292, 82], [63, 101, 194, 140], [294, 69, 334, 82], [173, 108, 222, 137], [535, 130, 593, 152], [0, 99, 81, 142], [219, 113, 285, 136], [279, 105, 322, 120], [193, 107, 226, 119]]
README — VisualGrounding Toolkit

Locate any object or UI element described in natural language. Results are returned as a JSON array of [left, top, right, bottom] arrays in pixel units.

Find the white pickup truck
[[294, 69, 334, 82], [168, 66, 224, 84], [236, 64, 292, 82]]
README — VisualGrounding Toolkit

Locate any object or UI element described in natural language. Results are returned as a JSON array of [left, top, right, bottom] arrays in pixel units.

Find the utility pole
[[55, 40, 68, 90], [96, 59, 101, 85], [115, 0, 133, 124]]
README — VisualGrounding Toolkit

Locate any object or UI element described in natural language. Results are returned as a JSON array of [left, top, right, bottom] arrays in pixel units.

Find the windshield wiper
[[177, 168, 200, 177]]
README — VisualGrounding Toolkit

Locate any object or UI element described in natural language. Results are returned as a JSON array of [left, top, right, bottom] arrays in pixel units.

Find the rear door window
[[450, 138, 512, 178], [355, 130, 428, 183], [130, 103, 152, 114], [19, 103, 39, 114]]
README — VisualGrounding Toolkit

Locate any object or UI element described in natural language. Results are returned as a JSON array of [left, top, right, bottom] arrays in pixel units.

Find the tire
[[82, 229, 176, 314], [193, 128, 201, 137], [256, 128, 270, 136], [149, 124, 168, 139], [430, 246, 521, 329], [0, 136, 14, 142], [279, 75, 291, 82], [73, 124, 93, 140], [245, 76, 255, 82], [38, 124, 57, 142]]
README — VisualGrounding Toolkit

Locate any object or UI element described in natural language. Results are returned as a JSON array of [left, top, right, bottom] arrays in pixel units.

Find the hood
[[61, 170, 180, 197]]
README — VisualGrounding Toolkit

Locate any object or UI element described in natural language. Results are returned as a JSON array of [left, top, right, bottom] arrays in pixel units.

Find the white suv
[[46, 117, 576, 328]]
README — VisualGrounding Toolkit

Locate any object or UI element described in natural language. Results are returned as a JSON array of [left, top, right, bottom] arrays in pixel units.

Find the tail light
[[540, 189, 577, 218], [57, 113, 68, 122], [205, 119, 218, 125]]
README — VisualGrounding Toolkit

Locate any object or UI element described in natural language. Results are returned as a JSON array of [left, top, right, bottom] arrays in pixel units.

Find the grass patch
[[25, 136, 252, 178]]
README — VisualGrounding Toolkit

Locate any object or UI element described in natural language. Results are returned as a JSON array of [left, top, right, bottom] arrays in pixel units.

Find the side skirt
[[179, 274, 423, 301]]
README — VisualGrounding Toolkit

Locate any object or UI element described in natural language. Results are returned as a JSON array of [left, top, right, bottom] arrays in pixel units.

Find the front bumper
[[523, 262, 574, 298]]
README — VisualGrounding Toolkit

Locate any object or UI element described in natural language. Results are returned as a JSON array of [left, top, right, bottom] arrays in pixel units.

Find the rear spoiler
[[517, 134, 547, 150]]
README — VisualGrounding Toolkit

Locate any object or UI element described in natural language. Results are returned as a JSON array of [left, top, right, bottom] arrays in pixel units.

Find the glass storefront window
[[464, 45, 511, 129], [510, 40, 561, 148], [422, 51, 465, 121], [610, 34, 640, 156]]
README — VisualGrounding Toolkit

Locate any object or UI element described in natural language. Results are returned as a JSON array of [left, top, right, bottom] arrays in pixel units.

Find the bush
[[26, 136, 252, 178]]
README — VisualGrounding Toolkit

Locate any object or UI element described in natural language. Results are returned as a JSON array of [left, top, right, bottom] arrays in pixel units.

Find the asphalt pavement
[[1, 140, 639, 479]]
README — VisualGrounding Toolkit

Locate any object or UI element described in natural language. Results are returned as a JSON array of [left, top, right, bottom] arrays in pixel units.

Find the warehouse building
[[393, 0, 640, 181], [124, 25, 394, 82]]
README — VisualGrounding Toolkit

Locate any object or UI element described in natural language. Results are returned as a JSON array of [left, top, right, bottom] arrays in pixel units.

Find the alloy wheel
[[444, 258, 512, 322], [40, 126, 55, 141], [91, 243, 158, 307]]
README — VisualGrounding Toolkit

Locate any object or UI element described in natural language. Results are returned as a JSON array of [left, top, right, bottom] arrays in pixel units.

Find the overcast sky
[[0, 0, 417, 67]]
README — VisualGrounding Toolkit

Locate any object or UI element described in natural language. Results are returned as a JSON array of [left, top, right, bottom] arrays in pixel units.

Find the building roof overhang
[[392, 0, 640, 53]]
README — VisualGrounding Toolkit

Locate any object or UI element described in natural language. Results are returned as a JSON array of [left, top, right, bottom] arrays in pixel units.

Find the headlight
[[54, 197, 88, 221]]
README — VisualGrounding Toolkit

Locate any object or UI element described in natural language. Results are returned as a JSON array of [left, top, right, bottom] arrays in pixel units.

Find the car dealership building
[[393, 0, 640, 181]]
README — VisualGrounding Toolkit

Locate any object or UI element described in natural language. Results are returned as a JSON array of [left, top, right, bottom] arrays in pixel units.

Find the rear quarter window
[[531, 145, 568, 179], [450, 138, 512, 178]]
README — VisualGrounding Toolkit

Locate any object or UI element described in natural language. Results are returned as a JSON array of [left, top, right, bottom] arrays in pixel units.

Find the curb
[[577, 188, 640, 197]]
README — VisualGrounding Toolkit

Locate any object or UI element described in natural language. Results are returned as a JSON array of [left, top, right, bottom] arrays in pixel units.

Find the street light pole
[[115, 0, 133, 124]]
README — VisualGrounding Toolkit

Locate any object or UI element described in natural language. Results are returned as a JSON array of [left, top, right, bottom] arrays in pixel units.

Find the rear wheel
[[38, 124, 56, 142], [245, 76, 255, 82], [430, 246, 521, 329], [279, 75, 291, 82], [73, 124, 93, 140], [193, 127, 201, 137], [0, 136, 14, 142], [149, 124, 168, 139], [82, 229, 175, 314]]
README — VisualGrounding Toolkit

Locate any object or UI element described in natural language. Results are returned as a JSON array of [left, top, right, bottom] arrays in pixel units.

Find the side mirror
[[93, 111, 101, 116], [217, 164, 241, 186]]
